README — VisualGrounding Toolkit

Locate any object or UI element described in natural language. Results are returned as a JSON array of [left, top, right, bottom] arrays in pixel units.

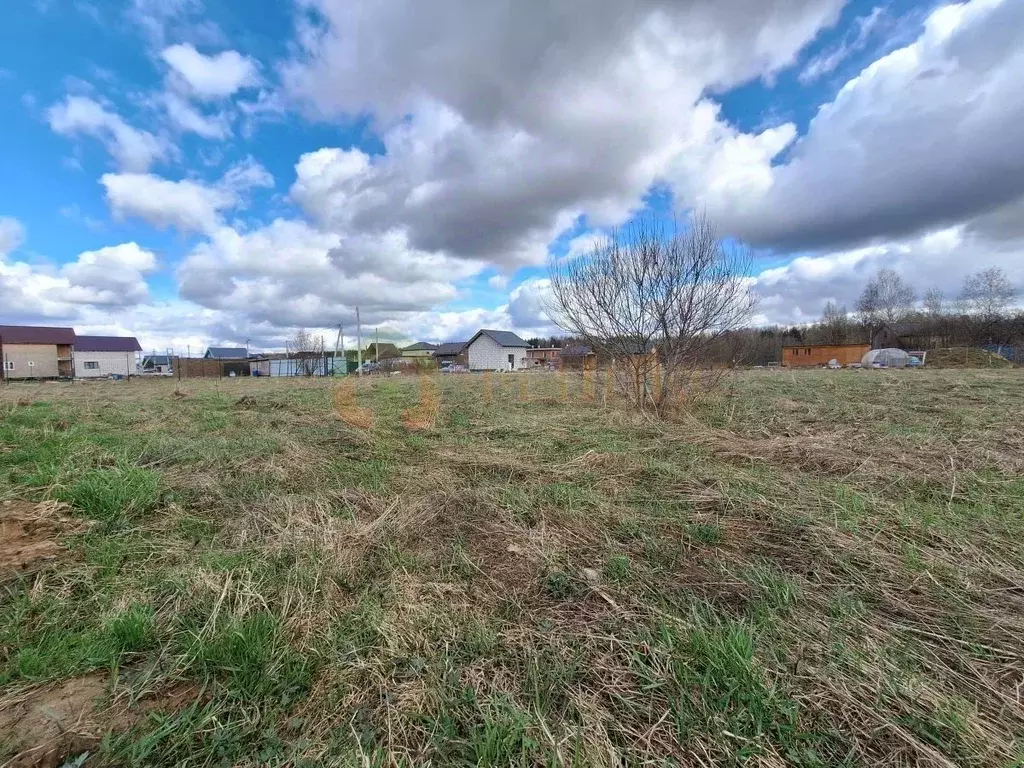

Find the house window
[[3, 361, 12, 371], [84, 361, 100, 370]]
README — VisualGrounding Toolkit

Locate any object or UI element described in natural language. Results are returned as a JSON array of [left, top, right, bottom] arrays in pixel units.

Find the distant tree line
[[542, 265, 1022, 368], [694, 266, 1022, 366]]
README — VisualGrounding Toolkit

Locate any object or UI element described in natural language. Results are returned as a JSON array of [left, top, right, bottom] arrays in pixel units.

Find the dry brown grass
[[926, 347, 1014, 368], [400, 374, 441, 431], [1, 369, 1023, 765], [331, 377, 374, 429]]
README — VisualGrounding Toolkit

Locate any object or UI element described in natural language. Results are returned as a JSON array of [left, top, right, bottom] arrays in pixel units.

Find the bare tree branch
[[547, 213, 757, 414], [287, 328, 326, 376], [855, 268, 916, 326]]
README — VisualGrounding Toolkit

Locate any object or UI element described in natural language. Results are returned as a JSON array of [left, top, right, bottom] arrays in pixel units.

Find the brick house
[[525, 347, 561, 367]]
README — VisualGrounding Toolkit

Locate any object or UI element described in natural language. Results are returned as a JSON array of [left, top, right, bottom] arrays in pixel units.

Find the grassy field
[[1, 369, 1023, 767]]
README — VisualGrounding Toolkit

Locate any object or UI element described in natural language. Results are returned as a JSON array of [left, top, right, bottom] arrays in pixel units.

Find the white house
[[74, 335, 142, 378], [465, 329, 530, 371]]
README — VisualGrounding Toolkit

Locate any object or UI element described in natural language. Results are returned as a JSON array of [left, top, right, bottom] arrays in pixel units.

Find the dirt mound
[[0, 673, 200, 767], [925, 347, 1013, 368], [0, 500, 86, 578]]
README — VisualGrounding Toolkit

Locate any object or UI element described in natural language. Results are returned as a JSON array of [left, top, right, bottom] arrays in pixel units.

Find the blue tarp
[[983, 344, 1019, 362]]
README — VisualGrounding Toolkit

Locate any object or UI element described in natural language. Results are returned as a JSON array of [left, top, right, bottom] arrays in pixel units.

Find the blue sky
[[1, 0, 1021, 352]]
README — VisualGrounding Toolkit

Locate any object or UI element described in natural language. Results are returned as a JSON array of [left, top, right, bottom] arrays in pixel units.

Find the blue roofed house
[[204, 347, 249, 360], [465, 329, 530, 371], [141, 354, 172, 373]]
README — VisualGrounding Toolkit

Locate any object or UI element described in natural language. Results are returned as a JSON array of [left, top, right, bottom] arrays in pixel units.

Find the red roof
[[0, 325, 76, 345]]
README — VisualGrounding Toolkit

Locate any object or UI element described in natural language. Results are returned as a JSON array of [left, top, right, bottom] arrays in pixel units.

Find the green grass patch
[[54, 464, 161, 522]]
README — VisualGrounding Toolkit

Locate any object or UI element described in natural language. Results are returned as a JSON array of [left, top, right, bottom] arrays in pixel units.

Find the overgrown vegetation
[[1, 369, 1023, 766]]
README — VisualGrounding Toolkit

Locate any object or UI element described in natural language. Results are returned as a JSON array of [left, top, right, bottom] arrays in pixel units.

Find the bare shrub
[[547, 213, 756, 415], [288, 328, 326, 377]]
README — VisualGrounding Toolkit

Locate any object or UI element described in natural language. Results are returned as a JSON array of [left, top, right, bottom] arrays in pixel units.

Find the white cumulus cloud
[[161, 43, 260, 100], [100, 157, 273, 234], [47, 96, 170, 172]]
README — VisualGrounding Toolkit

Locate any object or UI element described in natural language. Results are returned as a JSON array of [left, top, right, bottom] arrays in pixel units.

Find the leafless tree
[[958, 267, 1017, 345], [819, 301, 850, 344], [856, 268, 916, 327], [287, 328, 325, 376], [547, 213, 757, 415], [923, 288, 946, 317], [959, 268, 1015, 322]]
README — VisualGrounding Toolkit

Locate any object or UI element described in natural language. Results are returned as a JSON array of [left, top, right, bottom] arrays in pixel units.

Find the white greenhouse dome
[[862, 348, 910, 368]]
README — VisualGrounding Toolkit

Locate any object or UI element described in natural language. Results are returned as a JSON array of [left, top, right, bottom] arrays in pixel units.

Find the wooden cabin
[[782, 343, 870, 368]]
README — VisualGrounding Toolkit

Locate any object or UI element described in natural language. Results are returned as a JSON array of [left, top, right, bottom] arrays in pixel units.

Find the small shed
[[782, 343, 870, 368], [141, 354, 172, 374], [434, 341, 468, 367]]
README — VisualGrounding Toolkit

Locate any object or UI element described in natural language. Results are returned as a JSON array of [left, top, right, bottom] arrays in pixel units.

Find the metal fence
[[171, 354, 358, 379]]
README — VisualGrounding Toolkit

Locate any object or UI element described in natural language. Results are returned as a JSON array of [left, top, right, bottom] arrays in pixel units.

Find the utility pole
[[356, 307, 363, 376], [334, 324, 343, 376], [375, 328, 380, 364], [0, 332, 6, 385]]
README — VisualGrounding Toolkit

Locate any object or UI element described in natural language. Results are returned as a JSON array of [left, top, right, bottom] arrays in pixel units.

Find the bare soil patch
[[0, 500, 86, 579], [0, 673, 199, 768]]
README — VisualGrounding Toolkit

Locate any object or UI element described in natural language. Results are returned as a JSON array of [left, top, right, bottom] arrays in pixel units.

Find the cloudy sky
[[1, 0, 1021, 352]]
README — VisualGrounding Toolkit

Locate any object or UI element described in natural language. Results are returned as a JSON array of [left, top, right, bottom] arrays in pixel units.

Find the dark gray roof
[[0, 325, 76, 345], [403, 341, 437, 351], [560, 344, 593, 357], [434, 341, 467, 356], [470, 329, 529, 348], [143, 355, 171, 366], [75, 335, 142, 352], [205, 347, 248, 359]]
